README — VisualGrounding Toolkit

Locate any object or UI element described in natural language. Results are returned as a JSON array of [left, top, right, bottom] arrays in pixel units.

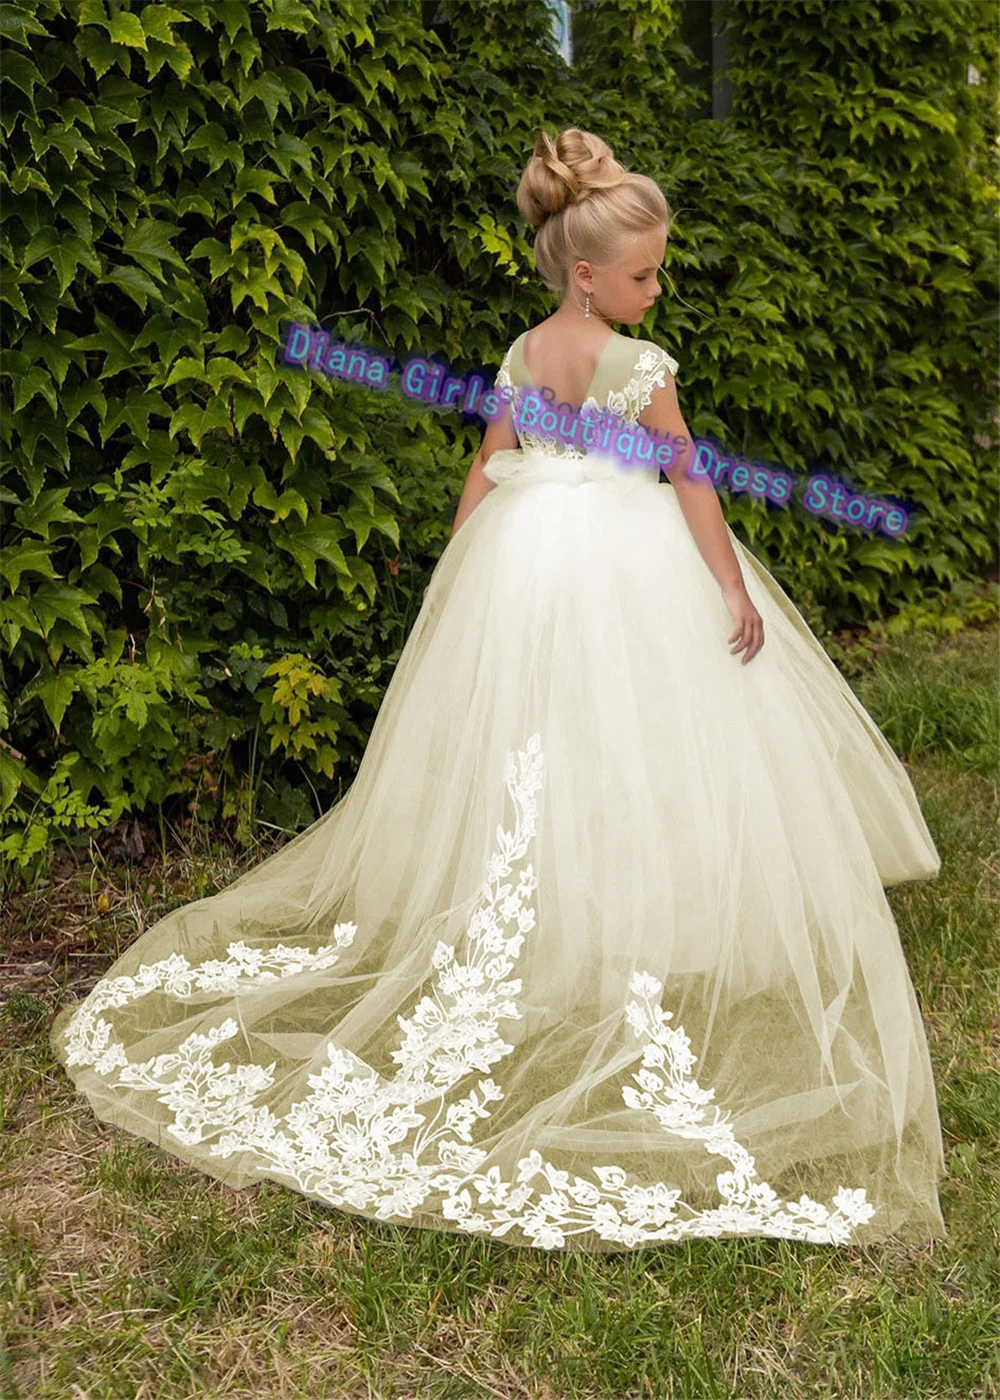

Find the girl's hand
[[722, 583, 764, 664], [422, 584, 429, 603]]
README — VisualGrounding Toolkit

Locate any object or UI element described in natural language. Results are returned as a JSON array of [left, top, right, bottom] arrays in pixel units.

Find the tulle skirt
[[50, 446, 947, 1250]]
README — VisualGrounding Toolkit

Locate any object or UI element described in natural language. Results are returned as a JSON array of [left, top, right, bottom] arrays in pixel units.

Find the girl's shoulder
[[493, 329, 679, 391]]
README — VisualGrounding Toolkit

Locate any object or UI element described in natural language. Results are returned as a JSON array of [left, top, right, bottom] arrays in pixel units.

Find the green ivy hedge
[[1, 0, 996, 876]]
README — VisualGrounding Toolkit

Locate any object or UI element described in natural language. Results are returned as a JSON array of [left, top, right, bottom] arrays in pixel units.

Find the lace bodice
[[492, 330, 679, 462]]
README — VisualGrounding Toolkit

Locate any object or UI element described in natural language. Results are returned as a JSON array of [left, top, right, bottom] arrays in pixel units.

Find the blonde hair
[[516, 127, 671, 298]]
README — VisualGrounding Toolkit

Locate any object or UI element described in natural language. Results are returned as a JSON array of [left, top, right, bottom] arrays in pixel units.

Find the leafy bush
[[1, 0, 996, 878]]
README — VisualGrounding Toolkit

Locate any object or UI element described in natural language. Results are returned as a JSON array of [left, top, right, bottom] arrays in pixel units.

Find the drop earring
[[584, 292, 591, 318]]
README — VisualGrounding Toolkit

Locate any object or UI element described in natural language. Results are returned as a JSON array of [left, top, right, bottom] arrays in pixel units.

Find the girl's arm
[[638, 372, 765, 665]]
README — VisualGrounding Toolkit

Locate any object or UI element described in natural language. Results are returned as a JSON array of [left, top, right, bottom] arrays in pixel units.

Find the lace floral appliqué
[[62, 733, 876, 1248]]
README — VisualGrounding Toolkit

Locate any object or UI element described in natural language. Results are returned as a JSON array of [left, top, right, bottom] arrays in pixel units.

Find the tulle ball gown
[[50, 330, 947, 1252]]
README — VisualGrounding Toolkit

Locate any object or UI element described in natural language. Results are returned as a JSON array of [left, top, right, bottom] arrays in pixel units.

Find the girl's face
[[569, 223, 667, 326]]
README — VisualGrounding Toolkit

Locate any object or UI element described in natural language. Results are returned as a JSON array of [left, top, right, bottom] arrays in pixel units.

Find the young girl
[[51, 127, 946, 1252]]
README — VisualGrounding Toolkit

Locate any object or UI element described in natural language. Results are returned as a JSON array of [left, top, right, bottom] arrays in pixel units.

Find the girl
[[51, 127, 946, 1252]]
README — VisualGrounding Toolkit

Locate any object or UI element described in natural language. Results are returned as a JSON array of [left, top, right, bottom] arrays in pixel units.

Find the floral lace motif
[[61, 734, 877, 1248], [494, 340, 680, 461]]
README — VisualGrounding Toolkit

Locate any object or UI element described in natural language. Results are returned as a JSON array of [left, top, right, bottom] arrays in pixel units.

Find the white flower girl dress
[[50, 330, 947, 1251]]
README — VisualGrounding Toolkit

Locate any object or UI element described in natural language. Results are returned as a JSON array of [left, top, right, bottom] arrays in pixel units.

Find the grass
[[1, 621, 997, 1399]]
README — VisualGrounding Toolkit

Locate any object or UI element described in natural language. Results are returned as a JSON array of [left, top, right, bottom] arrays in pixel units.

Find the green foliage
[[857, 626, 1000, 778], [259, 651, 345, 780], [707, 0, 1000, 631], [0, 0, 996, 875]]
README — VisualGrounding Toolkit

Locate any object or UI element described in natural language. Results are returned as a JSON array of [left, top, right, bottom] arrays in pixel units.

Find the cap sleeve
[[642, 340, 679, 381], [630, 341, 679, 417], [658, 345, 679, 379], [493, 341, 515, 393]]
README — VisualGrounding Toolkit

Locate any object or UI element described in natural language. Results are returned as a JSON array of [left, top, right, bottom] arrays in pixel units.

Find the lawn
[[2, 622, 997, 1400]]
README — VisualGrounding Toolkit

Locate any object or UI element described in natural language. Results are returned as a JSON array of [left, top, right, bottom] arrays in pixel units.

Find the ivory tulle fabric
[[49, 331, 948, 1251]]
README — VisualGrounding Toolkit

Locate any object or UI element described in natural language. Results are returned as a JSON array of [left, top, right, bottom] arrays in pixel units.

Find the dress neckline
[[514, 326, 621, 410]]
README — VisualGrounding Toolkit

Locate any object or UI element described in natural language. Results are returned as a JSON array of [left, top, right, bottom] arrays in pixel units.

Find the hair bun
[[516, 127, 626, 230]]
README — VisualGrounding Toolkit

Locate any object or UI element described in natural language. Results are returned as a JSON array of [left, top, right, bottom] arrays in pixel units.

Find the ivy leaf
[[0, 544, 57, 591], [122, 220, 187, 278], [280, 516, 351, 588], [27, 668, 79, 733], [105, 263, 164, 312], [107, 12, 148, 49], [0, 50, 43, 101], [30, 581, 97, 638], [14, 488, 85, 539], [141, 5, 186, 44]]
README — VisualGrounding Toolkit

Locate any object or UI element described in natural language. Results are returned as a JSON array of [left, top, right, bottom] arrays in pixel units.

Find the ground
[[1, 622, 997, 1400]]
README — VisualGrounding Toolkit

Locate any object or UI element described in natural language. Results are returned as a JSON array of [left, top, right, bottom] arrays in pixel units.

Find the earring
[[584, 292, 591, 318]]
